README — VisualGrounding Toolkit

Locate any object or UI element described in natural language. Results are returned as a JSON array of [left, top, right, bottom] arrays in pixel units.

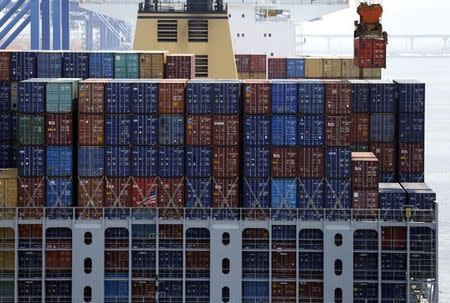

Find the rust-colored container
[[186, 251, 210, 269], [165, 54, 196, 79], [132, 281, 156, 299], [213, 147, 239, 177], [243, 80, 271, 114], [326, 115, 351, 147], [354, 38, 387, 69], [139, 51, 166, 78], [78, 80, 105, 114], [18, 224, 42, 239], [77, 177, 105, 208], [268, 58, 287, 79], [186, 115, 212, 146], [325, 81, 352, 115], [370, 143, 396, 173], [105, 250, 129, 271], [158, 79, 186, 114], [272, 282, 296, 302], [0, 52, 10, 81], [104, 177, 132, 207], [299, 282, 323, 301], [399, 143, 425, 173], [235, 54, 250, 72], [382, 226, 406, 250], [78, 114, 104, 146], [18, 177, 45, 207], [297, 147, 324, 178], [158, 178, 184, 208], [130, 177, 158, 207], [159, 224, 183, 239], [272, 252, 296, 279], [249, 55, 267, 73], [352, 189, 378, 209], [46, 113, 73, 145], [352, 152, 379, 189], [212, 177, 239, 208], [351, 113, 370, 143], [212, 115, 239, 146], [45, 251, 72, 270], [271, 147, 297, 178]]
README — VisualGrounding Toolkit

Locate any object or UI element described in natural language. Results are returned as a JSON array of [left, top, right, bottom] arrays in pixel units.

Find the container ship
[[0, 0, 437, 302]]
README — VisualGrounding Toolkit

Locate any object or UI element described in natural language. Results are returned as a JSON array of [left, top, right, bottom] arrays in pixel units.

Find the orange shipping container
[[78, 80, 106, 114], [158, 80, 186, 114], [139, 52, 166, 78]]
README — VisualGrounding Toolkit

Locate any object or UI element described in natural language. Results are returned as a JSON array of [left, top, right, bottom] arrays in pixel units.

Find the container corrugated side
[[271, 80, 298, 114], [243, 115, 270, 146]]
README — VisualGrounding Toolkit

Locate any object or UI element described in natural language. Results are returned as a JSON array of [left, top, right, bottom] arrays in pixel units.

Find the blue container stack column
[[349, 79, 370, 152], [89, 52, 115, 78], [62, 52, 89, 79], [36, 52, 63, 78], [0, 81, 16, 168]]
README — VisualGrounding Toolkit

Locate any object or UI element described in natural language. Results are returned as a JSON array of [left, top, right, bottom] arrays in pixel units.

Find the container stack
[[0, 168, 17, 215], [235, 54, 266, 79], [267, 58, 287, 79], [62, 52, 89, 79], [351, 152, 379, 211], [0, 81, 16, 168], [378, 183, 407, 219], [349, 80, 370, 152], [324, 80, 352, 209], [166, 54, 195, 79], [36, 52, 63, 78]]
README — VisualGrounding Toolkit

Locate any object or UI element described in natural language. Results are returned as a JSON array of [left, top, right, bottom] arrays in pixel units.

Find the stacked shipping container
[[351, 152, 379, 210], [0, 81, 16, 168]]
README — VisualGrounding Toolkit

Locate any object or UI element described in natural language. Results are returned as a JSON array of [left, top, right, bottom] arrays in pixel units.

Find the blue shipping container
[[298, 179, 324, 208], [349, 80, 370, 112], [298, 115, 325, 147], [132, 114, 158, 146], [185, 147, 212, 177], [242, 281, 269, 301], [78, 147, 104, 177], [0, 112, 12, 141], [399, 173, 424, 183], [159, 115, 184, 145], [380, 172, 396, 183], [271, 179, 297, 208], [402, 183, 436, 209], [159, 281, 182, 298], [89, 52, 114, 78], [18, 146, 45, 176], [395, 80, 425, 113], [286, 58, 305, 79], [18, 80, 46, 113], [104, 280, 129, 301], [0, 144, 16, 168], [131, 146, 158, 177], [213, 80, 240, 114], [243, 115, 271, 146], [131, 82, 158, 114], [271, 115, 297, 146], [105, 147, 131, 177], [36, 52, 62, 78], [271, 81, 298, 114], [369, 81, 396, 113], [10, 52, 37, 81], [46, 177, 73, 207], [0, 81, 11, 111], [186, 80, 213, 114], [324, 178, 352, 208], [370, 113, 395, 143], [46, 147, 73, 176], [298, 80, 324, 114], [325, 147, 351, 179], [185, 177, 211, 207], [244, 147, 270, 178], [399, 113, 425, 143], [105, 82, 132, 113], [62, 52, 89, 78], [379, 183, 407, 210], [105, 114, 132, 145], [242, 178, 271, 208], [158, 147, 184, 177]]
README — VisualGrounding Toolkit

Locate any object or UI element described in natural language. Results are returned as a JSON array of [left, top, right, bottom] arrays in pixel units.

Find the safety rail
[[0, 207, 437, 223]]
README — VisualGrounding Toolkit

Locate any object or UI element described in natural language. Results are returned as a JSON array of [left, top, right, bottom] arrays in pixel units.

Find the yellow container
[[0, 169, 17, 208], [341, 57, 361, 79], [361, 68, 382, 79], [323, 58, 342, 79], [0, 251, 14, 272], [305, 57, 324, 78], [0, 228, 15, 250]]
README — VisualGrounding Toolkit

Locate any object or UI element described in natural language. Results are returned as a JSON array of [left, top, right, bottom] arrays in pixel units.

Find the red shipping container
[[272, 282, 296, 302], [268, 58, 287, 79], [165, 54, 196, 79], [18, 224, 42, 239], [297, 147, 324, 178], [249, 55, 267, 73], [46, 113, 73, 145], [212, 177, 239, 208], [0, 52, 10, 81], [186, 115, 212, 146], [158, 178, 184, 208], [132, 281, 156, 299], [382, 226, 407, 250], [352, 152, 379, 189], [272, 252, 296, 278], [158, 79, 186, 114], [105, 250, 129, 271], [78, 114, 104, 145], [130, 177, 158, 207], [18, 177, 45, 207], [45, 251, 72, 270], [326, 115, 351, 146], [243, 80, 270, 114], [325, 81, 352, 115], [235, 54, 250, 73], [186, 251, 210, 269], [104, 177, 132, 207], [213, 147, 239, 177], [354, 38, 387, 68], [370, 143, 396, 173], [351, 113, 370, 143], [399, 143, 424, 173], [352, 189, 378, 209], [212, 115, 239, 146], [77, 177, 105, 208], [78, 81, 105, 114], [159, 224, 183, 238], [271, 147, 297, 177]]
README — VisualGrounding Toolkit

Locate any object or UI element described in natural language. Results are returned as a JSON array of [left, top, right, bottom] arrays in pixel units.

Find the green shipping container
[[46, 79, 79, 113], [18, 115, 45, 145], [114, 53, 139, 79], [0, 281, 14, 299]]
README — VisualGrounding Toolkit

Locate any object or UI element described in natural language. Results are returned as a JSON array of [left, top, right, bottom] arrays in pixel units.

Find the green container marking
[[46, 80, 79, 113], [18, 115, 45, 145]]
